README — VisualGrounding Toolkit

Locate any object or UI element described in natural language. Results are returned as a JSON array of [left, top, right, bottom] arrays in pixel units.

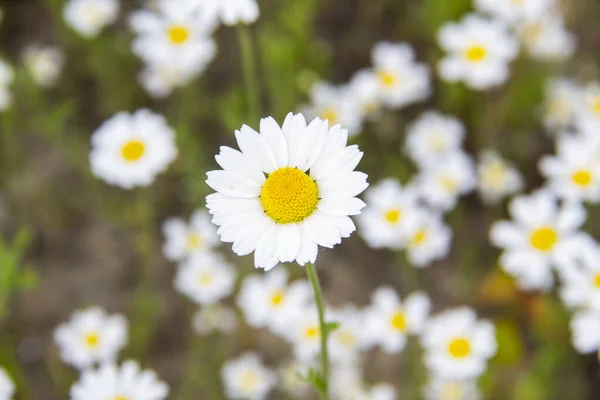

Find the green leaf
[[299, 368, 326, 395], [325, 321, 341, 334]]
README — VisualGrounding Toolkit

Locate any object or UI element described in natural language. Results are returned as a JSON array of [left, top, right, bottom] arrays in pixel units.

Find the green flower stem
[[237, 24, 261, 124], [306, 262, 330, 400]]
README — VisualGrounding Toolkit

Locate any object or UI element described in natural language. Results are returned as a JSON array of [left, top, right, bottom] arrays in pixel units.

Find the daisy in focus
[[221, 352, 276, 400], [543, 78, 581, 132], [195, 0, 260, 26], [63, 0, 119, 38], [205, 113, 368, 270], [422, 376, 481, 400], [162, 210, 219, 262], [54, 307, 127, 370], [404, 211, 452, 267], [558, 237, 600, 312], [0, 59, 13, 111], [70, 360, 168, 400], [22, 45, 64, 88], [477, 150, 523, 204], [0, 368, 14, 400], [192, 304, 238, 335], [89, 109, 178, 189], [570, 309, 600, 355], [437, 14, 518, 90]]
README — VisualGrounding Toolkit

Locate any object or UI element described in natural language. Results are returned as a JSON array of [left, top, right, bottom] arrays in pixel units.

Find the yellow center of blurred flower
[[529, 227, 558, 252], [260, 167, 319, 224], [384, 208, 401, 224], [113, 397, 129, 400], [592, 98, 600, 114], [304, 326, 320, 339], [270, 290, 285, 307], [593, 274, 600, 288], [410, 229, 428, 247], [549, 99, 569, 119], [439, 176, 458, 192], [186, 233, 201, 250], [319, 108, 339, 125], [198, 272, 213, 286], [390, 311, 407, 332], [377, 70, 398, 88], [363, 101, 378, 115], [121, 140, 145, 162], [482, 163, 508, 189], [84, 332, 100, 348], [465, 45, 487, 62], [168, 25, 190, 45], [337, 329, 357, 346], [524, 23, 543, 43], [448, 337, 471, 358], [442, 382, 464, 400], [241, 372, 258, 391], [428, 134, 447, 153], [572, 170, 593, 187]]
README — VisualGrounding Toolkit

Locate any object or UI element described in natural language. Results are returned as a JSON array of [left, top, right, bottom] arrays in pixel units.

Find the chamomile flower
[[543, 78, 582, 131], [22, 45, 64, 88], [404, 211, 452, 267], [192, 304, 238, 335], [474, 0, 550, 23], [363, 287, 430, 353], [194, 0, 259, 26], [574, 83, 600, 133], [328, 306, 370, 362], [437, 14, 518, 90], [357, 178, 420, 250], [63, 0, 119, 38], [0, 368, 14, 400], [205, 113, 368, 270], [330, 363, 397, 400], [0, 60, 13, 111], [281, 308, 322, 362], [162, 210, 219, 262], [222, 352, 276, 400], [405, 111, 465, 167], [89, 109, 178, 189], [371, 42, 431, 108], [278, 360, 312, 398], [570, 309, 600, 354], [477, 150, 523, 204], [174, 252, 236, 306], [423, 376, 481, 400], [349, 70, 382, 119], [139, 60, 208, 98], [558, 237, 600, 312], [518, 14, 576, 62], [70, 360, 168, 400], [54, 307, 127, 370], [421, 307, 496, 379], [490, 190, 588, 291]]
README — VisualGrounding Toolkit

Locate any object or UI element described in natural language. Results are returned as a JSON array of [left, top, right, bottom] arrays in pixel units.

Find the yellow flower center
[[524, 23, 543, 43], [572, 170, 593, 187], [168, 25, 190, 45], [593, 273, 600, 288], [121, 140, 145, 162], [442, 382, 464, 400], [410, 229, 428, 247], [548, 99, 569, 119], [384, 208, 401, 224], [529, 226, 558, 252], [270, 290, 285, 307], [482, 164, 508, 189], [186, 233, 201, 250], [592, 98, 600, 114], [337, 329, 356, 346], [113, 397, 129, 400], [197, 272, 213, 286], [319, 108, 339, 125], [260, 167, 319, 224], [304, 326, 320, 339], [390, 311, 407, 332], [465, 45, 487, 62], [448, 337, 471, 358], [439, 176, 458, 192], [241, 372, 258, 391], [84, 332, 100, 348], [377, 70, 398, 88]]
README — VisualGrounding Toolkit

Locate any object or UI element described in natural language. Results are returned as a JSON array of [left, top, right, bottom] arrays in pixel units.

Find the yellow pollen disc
[[121, 140, 145, 162], [304, 326, 320, 339], [440, 176, 458, 192], [390, 311, 407, 332], [186, 233, 201, 250], [593, 274, 600, 288], [524, 23, 543, 43], [113, 397, 129, 400], [241, 372, 258, 390], [411, 229, 428, 247], [319, 108, 339, 125], [529, 226, 558, 252], [270, 290, 285, 307], [592, 98, 600, 114], [465, 45, 487, 62], [482, 164, 508, 189], [377, 70, 398, 88], [168, 25, 190, 45], [198, 272, 213, 286], [384, 208, 401, 224], [338, 330, 356, 346], [448, 337, 471, 358], [84, 332, 100, 348], [442, 382, 464, 400], [572, 170, 593, 187], [260, 167, 319, 224]]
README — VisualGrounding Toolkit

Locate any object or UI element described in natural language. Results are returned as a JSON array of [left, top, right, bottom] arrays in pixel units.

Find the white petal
[[275, 224, 301, 263], [235, 125, 279, 173], [206, 170, 261, 198]]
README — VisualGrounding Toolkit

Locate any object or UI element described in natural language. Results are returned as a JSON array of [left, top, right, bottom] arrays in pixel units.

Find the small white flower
[[54, 307, 127, 370], [89, 109, 178, 189], [371, 42, 430, 108], [437, 14, 518, 90], [404, 210, 452, 267], [477, 150, 523, 204], [575, 83, 600, 133], [22, 45, 64, 88], [423, 376, 481, 400], [543, 78, 582, 131], [222, 352, 276, 400], [63, 0, 119, 38], [0, 59, 14, 111], [421, 307, 496, 380], [192, 304, 237, 335], [70, 360, 168, 400], [330, 363, 397, 400], [490, 190, 588, 291], [570, 309, 600, 354], [138, 59, 209, 98], [558, 237, 600, 312], [474, 0, 550, 23], [162, 210, 219, 262], [174, 252, 236, 305], [281, 307, 322, 363], [363, 287, 430, 353], [349, 69, 382, 119], [518, 14, 576, 62], [195, 0, 259, 26], [277, 360, 312, 398], [328, 306, 370, 362], [0, 368, 14, 400]]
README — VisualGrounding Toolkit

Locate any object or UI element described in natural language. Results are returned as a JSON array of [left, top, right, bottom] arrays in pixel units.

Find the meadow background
[[1, 0, 600, 398]]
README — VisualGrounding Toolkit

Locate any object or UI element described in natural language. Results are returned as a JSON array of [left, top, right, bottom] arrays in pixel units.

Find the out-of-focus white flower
[[349, 70, 382, 119], [371, 42, 430, 108], [174, 252, 236, 305], [280, 307, 322, 363], [543, 78, 582, 131], [570, 309, 600, 354], [194, 0, 259, 26], [63, 0, 119, 38], [474, 0, 550, 23], [405, 111, 465, 168], [277, 360, 313, 398], [221, 352, 276, 400], [22, 45, 64, 88], [192, 304, 238, 335], [404, 211, 452, 267], [490, 190, 588, 291], [422, 376, 481, 400], [0, 368, 14, 400], [54, 307, 127, 370], [437, 14, 518, 90], [363, 287, 430, 353], [330, 363, 397, 400], [421, 307, 496, 380], [575, 83, 600, 133], [477, 150, 523, 204], [70, 360, 168, 400], [558, 237, 600, 312], [0, 60, 13, 111], [328, 306, 370, 362], [89, 109, 178, 189], [518, 14, 576, 62], [358, 179, 420, 250], [139, 60, 208, 98], [162, 210, 219, 262], [205, 113, 368, 270]]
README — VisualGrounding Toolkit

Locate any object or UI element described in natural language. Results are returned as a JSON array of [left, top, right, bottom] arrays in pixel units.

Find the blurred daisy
[[423, 376, 481, 400], [278, 360, 312, 398], [162, 210, 219, 262], [328, 306, 370, 362], [477, 150, 523, 204], [405, 111, 465, 168], [574, 83, 600, 133], [570, 309, 600, 354], [139, 59, 208, 98], [349, 69, 382, 119], [371, 42, 430, 108], [357, 178, 420, 250], [70, 360, 168, 400], [0, 60, 13, 111], [174, 252, 236, 305], [22, 45, 64, 88], [281, 308, 322, 362], [195, 0, 259, 26], [89, 109, 178, 189], [558, 237, 600, 312], [490, 190, 588, 291], [63, 0, 119, 38], [404, 211, 452, 267], [205, 113, 368, 270], [0, 368, 14, 400], [437, 14, 518, 90], [364, 287, 430, 353], [543, 78, 581, 131], [331, 363, 397, 400], [222, 352, 276, 400], [54, 307, 127, 370], [518, 14, 576, 62], [192, 304, 238, 335], [421, 307, 496, 380], [474, 0, 550, 23]]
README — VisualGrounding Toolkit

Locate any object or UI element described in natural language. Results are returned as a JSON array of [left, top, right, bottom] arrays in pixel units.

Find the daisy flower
[[363, 287, 430, 353], [349, 69, 382, 119], [490, 190, 588, 291], [328, 306, 370, 362], [477, 150, 523, 204], [404, 210, 452, 267], [70, 360, 168, 400], [195, 0, 259, 26], [405, 111, 465, 168], [205, 113, 368, 270], [357, 178, 420, 250], [371, 41, 431, 108], [138, 58, 209, 98], [330, 363, 397, 400], [543, 78, 582, 132], [575, 83, 600, 133], [174, 252, 237, 306], [63, 0, 119, 38], [277, 360, 312, 398], [423, 376, 481, 400], [221, 352, 276, 400], [280, 307, 322, 362], [518, 14, 576, 62], [22, 45, 64, 88], [570, 309, 600, 354], [162, 210, 219, 262], [437, 14, 518, 90], [89, 109, 178, 189], [192, 304, 238, 335], [421, 307, 497, 380], [474, 0, 550, 23], [54, 307, 127, 370], [558, 237, 600, 312], [0, 368, 14, 400], [0, 59, 13, 111]]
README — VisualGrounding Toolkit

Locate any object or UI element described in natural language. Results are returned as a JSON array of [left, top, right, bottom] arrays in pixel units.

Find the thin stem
[[305, 262, 330, 400], [236, 24, 260, 124]]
